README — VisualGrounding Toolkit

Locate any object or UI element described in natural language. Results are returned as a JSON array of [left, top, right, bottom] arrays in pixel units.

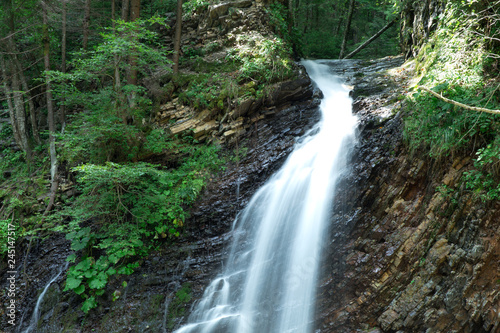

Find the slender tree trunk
[[112, 0, 121, 90], [6, 21, 41, 145], [173, 0, 183, 74], [339, 0, 355, 59], [14, 59, 41, 144], [11, 67, 32, 157], [288, 0, 294, 34], [0, 55, 23, 151], [128, 0, 140, 86], [42, 2, 58, 186], [82, 0, 91, 50], [2, 0, 38, 150], [125, 0, 140, 111], [60, 0, 67, 130], [112, 0, 126, 121]]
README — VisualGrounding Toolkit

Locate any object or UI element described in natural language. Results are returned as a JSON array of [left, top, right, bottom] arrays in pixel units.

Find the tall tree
[[82, 0, 91, 50], [0, 55, 24, 152], [339, 0, 355, 59], [60, 0, 67, 129], [173, 0, 183, 74], [122, 0, 129, 21], [128, 0, 140, 86], [42, 0, 58, 213], [1, 0, 36, 155]]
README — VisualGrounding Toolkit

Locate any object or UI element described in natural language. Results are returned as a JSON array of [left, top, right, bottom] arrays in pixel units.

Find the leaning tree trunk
[[339, 0, 355, 59], [173, 0, 183, 74], [343, 17, 397, 59]]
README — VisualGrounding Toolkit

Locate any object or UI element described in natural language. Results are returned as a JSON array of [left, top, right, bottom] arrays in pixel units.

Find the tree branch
[[419, 86, 500, 115]]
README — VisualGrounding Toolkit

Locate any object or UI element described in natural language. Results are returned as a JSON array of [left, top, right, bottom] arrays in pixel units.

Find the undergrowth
[[403, 1, 500, 202]]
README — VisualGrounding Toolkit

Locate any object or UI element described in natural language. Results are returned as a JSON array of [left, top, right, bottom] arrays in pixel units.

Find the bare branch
[[419, 86, 500, 115]]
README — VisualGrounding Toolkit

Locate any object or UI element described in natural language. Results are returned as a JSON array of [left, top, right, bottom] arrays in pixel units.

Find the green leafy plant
[[404, 2, 500, 158], [61, 141, 222, 313], [227, 36, 294, 85], [463, 143, 500, 201], [182, 0, 209, 17]]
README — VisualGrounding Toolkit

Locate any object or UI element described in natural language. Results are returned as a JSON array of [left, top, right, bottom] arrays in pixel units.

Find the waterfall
[[21, 262, 68, 333], [175, 60, 357, 333]]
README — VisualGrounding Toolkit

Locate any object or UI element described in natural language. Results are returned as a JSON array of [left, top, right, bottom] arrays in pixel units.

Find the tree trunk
[[112, 0, 121, 90], [15, 59, 40, 144], [343, 18, 397, 59], [128, 0, 140, 86], [173, 0, 183, 74], [60, 0, 67, 130], [122, 0, 129, 21], [126, 0, 140, 111], [11, 67, 32, 157], [2, 0, 38, 150], [0, 55, 23, 151], [43, 2, 58, 186], [339, 0, 355, 59], [82, 0, 91, 50], [288, 0, 294, 34], [112, 0, 126, 121]]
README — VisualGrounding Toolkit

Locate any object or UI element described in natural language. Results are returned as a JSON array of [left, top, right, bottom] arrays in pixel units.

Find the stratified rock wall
[[315, 48, 499, 333]]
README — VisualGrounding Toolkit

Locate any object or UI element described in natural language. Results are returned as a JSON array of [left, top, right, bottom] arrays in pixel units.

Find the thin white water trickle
[[22, 262, 68, 333], [174, 60, 357, 333]]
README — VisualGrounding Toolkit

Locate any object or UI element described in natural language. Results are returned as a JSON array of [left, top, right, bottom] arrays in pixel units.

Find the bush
[[61, 140, 223, 312]]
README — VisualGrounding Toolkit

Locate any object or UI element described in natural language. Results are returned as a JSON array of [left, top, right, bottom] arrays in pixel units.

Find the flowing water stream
[[21, 262, 68, 333], [175, 60, 357, 333]]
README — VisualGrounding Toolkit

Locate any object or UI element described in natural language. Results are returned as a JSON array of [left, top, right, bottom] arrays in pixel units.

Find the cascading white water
[[175, 60, 357, 333], [21, 262, 68, 333]]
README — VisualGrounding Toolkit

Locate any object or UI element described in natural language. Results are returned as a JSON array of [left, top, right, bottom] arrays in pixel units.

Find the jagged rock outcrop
[[401, 0, 446, 58]]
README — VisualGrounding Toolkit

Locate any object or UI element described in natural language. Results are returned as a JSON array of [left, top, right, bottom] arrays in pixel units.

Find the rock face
[[401, 0, 446, 58], [314, 59, 500, 333]]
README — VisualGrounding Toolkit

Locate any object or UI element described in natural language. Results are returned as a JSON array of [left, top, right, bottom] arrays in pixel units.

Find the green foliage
[[0, 219, 17, 258], [61, 142, 222, 313], [266, 2, 302, 54], [403, 1, 500, 204], [227, 36, 294, 84], [177, 74, 238, 111], [295, 0, 399, 58], [182, 0, 209, 17], [47, 18, 172, 165], [404, 2, 500, 158], [143, 0, 178, 16], [463, 142, 500, 201]]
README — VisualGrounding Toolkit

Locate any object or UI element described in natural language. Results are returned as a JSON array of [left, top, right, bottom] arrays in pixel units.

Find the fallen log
[[343, 17, 397, 59]]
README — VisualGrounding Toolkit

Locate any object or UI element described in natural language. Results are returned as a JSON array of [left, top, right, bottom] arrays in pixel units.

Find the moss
[[167, 283, 192, 330]]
